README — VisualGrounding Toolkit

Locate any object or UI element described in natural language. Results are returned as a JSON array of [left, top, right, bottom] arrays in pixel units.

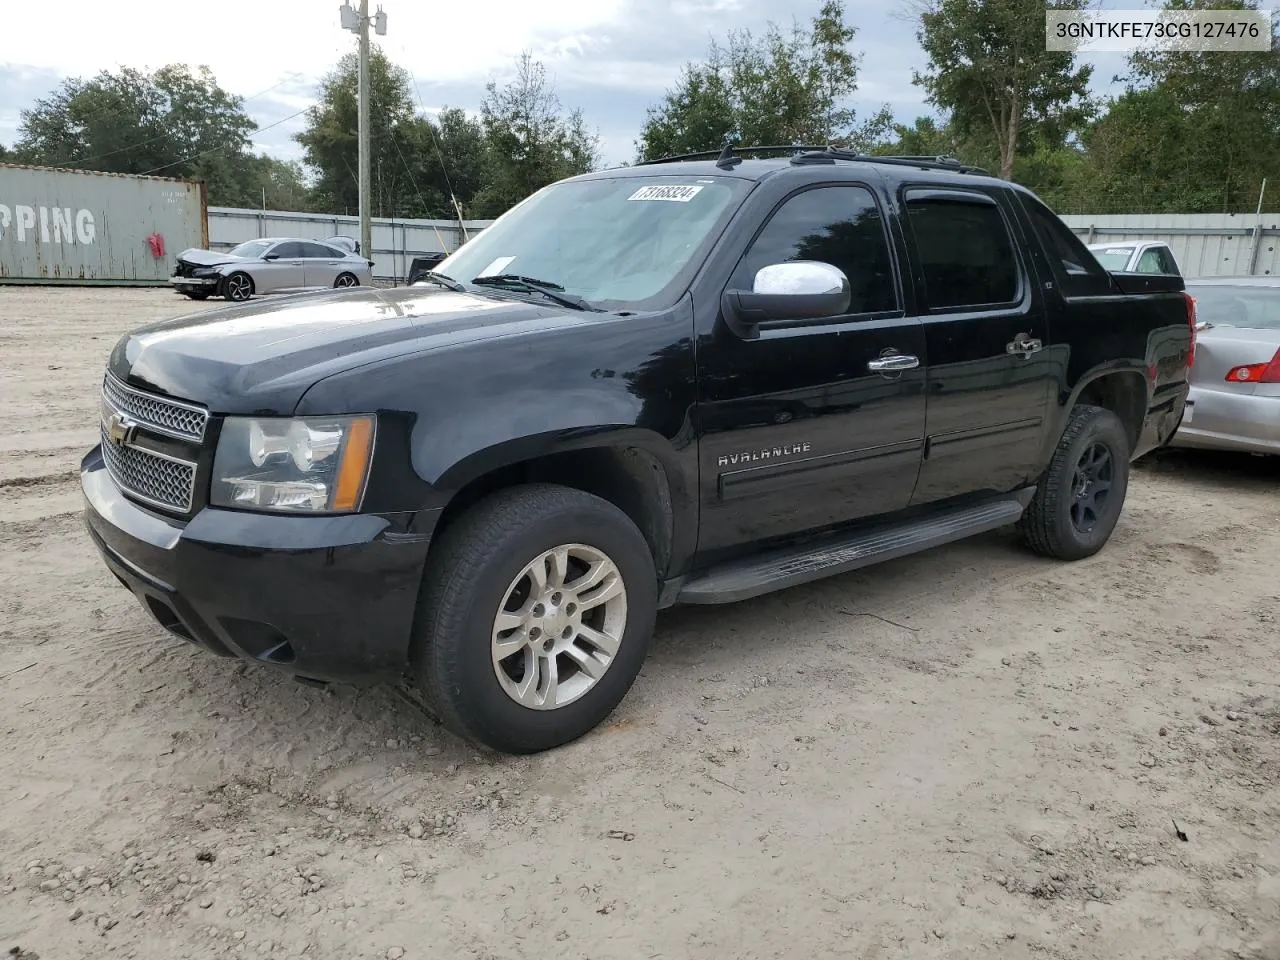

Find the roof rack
[[637, 144, 831, 169], [790, 148, 991, 176], [635, 143, 992, 177]]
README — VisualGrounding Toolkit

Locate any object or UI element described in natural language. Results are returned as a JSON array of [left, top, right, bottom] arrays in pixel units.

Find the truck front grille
[[99, 374, 206, 513], [99, 424, 197, 512], [103, 373, 208, 441]]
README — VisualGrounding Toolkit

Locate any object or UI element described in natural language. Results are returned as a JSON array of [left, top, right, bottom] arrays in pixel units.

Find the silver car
[[169, 237, 374, 302], [1171, 277, 1280, 455]]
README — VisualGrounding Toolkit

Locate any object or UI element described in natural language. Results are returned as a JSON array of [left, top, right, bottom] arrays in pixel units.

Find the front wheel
[[412, 484, 657, 754], [1019, 404, 1130, 561], [222, 272, 253, 302]]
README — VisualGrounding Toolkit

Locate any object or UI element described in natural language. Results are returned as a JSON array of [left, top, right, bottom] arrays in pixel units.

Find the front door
[[695, 182, 928, 565], [261, 241, 306, 292], [896, 186, 1055, 505]]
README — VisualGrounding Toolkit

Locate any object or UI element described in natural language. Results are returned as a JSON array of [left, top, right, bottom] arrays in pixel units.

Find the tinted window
[[904, 191, 1018, 309], [300, 242, 342, 258], [1136, 248, 1164, 273], [1019, 193, 1111, 295], [1156, 246, 1180, 275], [731, 185, 897, 314], [270, 241, 305, 258]]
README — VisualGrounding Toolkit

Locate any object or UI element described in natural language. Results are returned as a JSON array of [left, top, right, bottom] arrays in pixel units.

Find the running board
[[677, 492, 1032, 605]]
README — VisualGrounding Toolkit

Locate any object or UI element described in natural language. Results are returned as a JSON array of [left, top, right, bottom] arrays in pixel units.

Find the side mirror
[[721, 261, 852, 339], [262, 252, 279, 261]]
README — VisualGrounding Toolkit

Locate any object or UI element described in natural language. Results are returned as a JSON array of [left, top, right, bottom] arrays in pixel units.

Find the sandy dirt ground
[[1, 286, 1278, 960]]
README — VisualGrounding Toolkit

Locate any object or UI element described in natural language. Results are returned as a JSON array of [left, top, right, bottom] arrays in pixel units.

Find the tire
[[182, 290, 210, 301], [222, 272, 253, 302], [334, 272, 359, 288], [412, 483, 657, 754], [1019, 404, 1130, 561]]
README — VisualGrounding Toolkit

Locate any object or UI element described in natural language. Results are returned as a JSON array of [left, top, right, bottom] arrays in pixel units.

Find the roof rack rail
[[790, 147, 991, 176], [638, 144, 831, 168]]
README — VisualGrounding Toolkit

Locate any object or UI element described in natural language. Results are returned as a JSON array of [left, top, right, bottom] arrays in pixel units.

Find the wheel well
[[1075, 372, 1146, 452], [431, 447, 675, 575]]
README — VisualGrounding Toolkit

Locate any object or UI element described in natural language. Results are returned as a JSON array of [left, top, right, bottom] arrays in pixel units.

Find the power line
[[44, 74, 304, 169], [137, 107, 310, 175]]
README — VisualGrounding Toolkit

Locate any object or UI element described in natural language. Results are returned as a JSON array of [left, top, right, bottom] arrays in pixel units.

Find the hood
[[176, 248, 243, 267], [108, 286, 602, 416]]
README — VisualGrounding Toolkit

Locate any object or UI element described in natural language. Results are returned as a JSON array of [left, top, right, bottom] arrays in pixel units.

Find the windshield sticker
[[627, 185, 704, 202], [476, 256, 516, 277]]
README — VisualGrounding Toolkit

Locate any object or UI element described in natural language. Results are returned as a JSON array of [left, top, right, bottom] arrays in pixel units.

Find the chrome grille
[[100, 423, 197, 512], [102, 374, 208, 441]]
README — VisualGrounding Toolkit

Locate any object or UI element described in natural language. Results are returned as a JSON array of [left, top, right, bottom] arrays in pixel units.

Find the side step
[[677, 492, 1032, 605]]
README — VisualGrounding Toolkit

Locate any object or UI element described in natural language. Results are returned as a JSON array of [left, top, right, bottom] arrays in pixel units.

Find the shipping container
[[0, 164, 207, 285]]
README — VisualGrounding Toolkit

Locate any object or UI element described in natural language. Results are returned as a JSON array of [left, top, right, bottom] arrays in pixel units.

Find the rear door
[[898, 185, 1054, 505], [261, 241, 306, 292], [299, 241, 345, 288]]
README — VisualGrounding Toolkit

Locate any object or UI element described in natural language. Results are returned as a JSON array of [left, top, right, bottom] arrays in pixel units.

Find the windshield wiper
[[417, 271, 465, 292], [469, 274, 596, 311]]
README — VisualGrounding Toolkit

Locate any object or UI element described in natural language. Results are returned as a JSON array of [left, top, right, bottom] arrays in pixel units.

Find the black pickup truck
[[82, 147, 1194, 753]]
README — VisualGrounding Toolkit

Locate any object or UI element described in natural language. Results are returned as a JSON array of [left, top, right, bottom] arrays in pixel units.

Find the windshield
[[436, 175, 752, 311], [1091, 247, 1133, 271], [229, 240, 272, 259], [1188, 284, 1280, 330]]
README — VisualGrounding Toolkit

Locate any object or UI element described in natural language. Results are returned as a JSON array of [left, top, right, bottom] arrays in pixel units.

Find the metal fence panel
[[0, 164, 207, 284], [208, 208, 494, 283], [1061, 213, 1280, 278]]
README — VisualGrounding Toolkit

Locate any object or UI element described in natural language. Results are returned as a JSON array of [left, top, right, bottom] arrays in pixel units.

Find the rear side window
[[1136, 248, 1165, 273], [300, 242, 342, 258], [903, 190, 1019, 309], [1019, 193, 1111, 296], [731, 184, 898, 315], [1155, 246, 1180, 275]]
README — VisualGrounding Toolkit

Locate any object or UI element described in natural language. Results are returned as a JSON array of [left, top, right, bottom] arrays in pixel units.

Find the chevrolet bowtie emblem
[[105, 412, 139, 446]]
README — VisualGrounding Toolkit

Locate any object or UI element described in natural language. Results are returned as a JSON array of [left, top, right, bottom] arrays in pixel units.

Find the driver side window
[[731, 185, 898, 315]]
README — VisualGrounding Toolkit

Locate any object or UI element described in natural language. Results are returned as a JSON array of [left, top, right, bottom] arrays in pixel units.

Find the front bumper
[[1169, 385, 1280, 455], [82, 445, 437, 685], [168, 276, 219, 288]]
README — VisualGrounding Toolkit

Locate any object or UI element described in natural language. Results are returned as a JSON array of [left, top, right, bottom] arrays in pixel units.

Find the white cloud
[[5, 0, 630, 95]]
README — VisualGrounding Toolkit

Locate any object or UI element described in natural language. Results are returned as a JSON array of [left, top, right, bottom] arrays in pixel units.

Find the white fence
[[206, 207, 1280, 285], [1061, 213, 1280, 278], [208, 207, 495, 283]]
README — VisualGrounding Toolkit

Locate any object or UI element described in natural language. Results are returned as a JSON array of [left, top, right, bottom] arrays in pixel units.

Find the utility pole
[[339, 1, 387, 260]]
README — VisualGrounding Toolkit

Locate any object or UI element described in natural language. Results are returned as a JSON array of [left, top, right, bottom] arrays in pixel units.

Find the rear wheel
[[412, 484, 657, 754], [222, 272, 253, 302], [334, 272, 359, 288], [1019, 404, 1130, 560]]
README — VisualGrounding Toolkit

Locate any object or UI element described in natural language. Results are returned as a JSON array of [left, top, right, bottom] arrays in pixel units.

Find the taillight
[[1183, 291, 1197, 367], [1224, 346, 1280, 384]]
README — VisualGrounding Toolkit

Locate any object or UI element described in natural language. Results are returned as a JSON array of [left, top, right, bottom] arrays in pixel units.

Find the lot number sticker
[[628, 185, 704, 202]]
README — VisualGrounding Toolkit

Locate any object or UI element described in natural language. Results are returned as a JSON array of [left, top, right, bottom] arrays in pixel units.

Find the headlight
[[211, 415, 376, 513]]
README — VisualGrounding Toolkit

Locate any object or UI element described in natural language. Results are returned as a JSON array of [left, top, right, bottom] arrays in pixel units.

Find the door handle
[[867, 354, 920, 372], [1006, 333, 1043, 358]]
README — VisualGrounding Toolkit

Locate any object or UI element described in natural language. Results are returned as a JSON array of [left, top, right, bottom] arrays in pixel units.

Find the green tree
[[471, 52, 600, 218], [1086, 0, 1280, 213], [911, 0, 1094, 179], [295, 48, 418, 216], [13, 65, 291, 206], [637, 1, 890, 160]]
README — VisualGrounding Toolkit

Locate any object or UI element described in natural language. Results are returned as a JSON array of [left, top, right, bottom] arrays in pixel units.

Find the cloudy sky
[[0, 0, 1132, 172]]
